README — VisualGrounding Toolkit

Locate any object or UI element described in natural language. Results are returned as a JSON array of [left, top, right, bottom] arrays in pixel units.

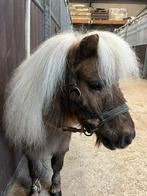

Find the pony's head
[[63, 32, 139, 150], [4, 31, 139, 149]]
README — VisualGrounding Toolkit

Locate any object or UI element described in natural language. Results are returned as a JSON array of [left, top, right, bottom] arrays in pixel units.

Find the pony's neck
[[43, 93, 61, 130], [43, 90, 81, 131]]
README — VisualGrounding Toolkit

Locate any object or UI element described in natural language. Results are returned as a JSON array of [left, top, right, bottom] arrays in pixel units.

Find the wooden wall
[[0, 0, 71, 194], [0, 0, 25, 194], [31, 0, 44, 52], [0, 0, 45, 194]]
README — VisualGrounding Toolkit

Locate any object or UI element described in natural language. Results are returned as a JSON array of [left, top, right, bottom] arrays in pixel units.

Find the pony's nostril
[[125, 134, 132, 145], [121, 132, 135, 147], [118, 132, 135, 148]]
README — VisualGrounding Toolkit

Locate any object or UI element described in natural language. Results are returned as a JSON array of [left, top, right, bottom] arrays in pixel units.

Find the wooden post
[[25, 0, 31, 58]]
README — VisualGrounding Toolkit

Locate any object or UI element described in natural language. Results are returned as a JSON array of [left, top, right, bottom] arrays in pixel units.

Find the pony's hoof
[[29, 181, 41, 196], [50, 191, 62, 196]]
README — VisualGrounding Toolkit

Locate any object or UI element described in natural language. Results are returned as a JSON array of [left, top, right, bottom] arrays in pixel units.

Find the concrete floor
[[7, 79, 147, 196]]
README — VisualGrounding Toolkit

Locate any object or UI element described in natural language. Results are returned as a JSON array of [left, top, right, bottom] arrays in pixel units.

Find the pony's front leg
[[26, 155, 43, 196], [50, 152, 66, 196]]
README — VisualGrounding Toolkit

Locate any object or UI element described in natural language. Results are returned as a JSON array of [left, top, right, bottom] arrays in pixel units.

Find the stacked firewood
[[69, 4, 128, 23], [70, 4, 92, 23], [92, 8, 109, 20], [109, 8, 128, 20]]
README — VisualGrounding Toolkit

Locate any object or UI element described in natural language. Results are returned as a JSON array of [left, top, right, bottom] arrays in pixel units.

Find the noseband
[[63, 103, 129, 136], [84, 103, 129, 136]]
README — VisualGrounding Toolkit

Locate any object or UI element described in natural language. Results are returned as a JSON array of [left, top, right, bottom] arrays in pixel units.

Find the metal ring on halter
[[74, 86, 81, 97], [69, 86, 81, 97], [83, 127, 94, 136]]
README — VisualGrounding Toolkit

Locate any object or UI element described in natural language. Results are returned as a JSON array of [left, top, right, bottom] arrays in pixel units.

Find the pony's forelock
[[96, 31, 139, 86]]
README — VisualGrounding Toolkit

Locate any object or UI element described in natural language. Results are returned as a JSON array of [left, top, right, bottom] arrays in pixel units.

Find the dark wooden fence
[[31, 0, 44, 52], [0, 0, 25, 194], [0, 0, 71, 194], [0, 0, 45, 194]]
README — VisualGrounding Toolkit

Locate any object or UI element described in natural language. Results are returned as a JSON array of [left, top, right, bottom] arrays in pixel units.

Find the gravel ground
[[7, 79, 147, 196]]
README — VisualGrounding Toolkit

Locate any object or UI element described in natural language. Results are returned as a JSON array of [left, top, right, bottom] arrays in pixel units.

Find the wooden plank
[[35, 4, 38, 48], [72, 18, 127, 25], [51, 16, 60, 36], [71, 12, 91, 16], [92, 20, 127, 25], [25, 0, 31, 57], [69, 0, 147, 4], [6, 0, 16, 73], [72, 16, 91, 19], [71, 18, 91, 24], [14, 0, 25, 65], [31, 0, 44, 52], [39, 10, 44, 43]]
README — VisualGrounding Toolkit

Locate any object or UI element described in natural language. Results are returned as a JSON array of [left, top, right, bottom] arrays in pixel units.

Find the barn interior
[[0, 0, 147, 196]]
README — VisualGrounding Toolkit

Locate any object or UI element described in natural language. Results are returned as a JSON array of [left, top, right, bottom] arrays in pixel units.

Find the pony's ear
[[78, 34, 99, 58]]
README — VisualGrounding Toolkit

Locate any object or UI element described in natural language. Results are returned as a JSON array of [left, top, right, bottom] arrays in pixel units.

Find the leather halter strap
[[62, 104, 129, 136], [99, 104, 129, 126]]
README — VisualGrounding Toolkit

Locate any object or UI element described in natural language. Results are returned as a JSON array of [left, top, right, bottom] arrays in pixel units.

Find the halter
[[62, 103, 129, 136], [63, 78, 129, 136], [63, 63, 129, 136], [85, 103, 129, 136]]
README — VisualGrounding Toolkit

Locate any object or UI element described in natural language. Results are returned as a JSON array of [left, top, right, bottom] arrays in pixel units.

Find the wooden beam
[[25, 0, 31, 58], [72, 19, 127, 25], [72, 18, 91, 23], [69, 0, 147, 4], [92, 19, 127, 25]]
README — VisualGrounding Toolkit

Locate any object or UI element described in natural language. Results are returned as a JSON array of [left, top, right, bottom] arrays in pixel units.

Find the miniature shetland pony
[[4, 31, 139, 195]]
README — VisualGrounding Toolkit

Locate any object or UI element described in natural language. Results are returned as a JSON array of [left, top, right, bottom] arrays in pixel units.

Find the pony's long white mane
[[4, 31, 139, 146]]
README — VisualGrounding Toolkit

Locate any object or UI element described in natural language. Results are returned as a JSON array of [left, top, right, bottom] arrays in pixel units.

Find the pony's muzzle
[[101, 129, 136, 150]]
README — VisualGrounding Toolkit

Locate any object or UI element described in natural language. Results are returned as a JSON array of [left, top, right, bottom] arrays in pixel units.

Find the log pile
[[70, 4, 92, 23], [92, 8, 109, 20]]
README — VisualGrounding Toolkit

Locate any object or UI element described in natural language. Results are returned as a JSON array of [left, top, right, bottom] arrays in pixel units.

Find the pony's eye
[[88, 81, 103, 91]]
